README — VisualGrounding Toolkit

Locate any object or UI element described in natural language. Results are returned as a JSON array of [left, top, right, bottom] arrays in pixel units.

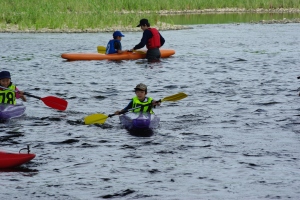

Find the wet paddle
[[84, 107, 140, 125], [97, 46, 106, 53], [97, 46, 146, 54], [158, 92, 188, 103], [0, 86, 68, 111], [84, 92, 188, 125]]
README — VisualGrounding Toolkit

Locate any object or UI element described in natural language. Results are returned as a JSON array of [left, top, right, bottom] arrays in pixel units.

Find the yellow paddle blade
[[133, 50, 146, 54], [97, 46, 146, 54], [84, 113, 108, 125], [161, 92, 188, 102], [97, 46, 106, 53]]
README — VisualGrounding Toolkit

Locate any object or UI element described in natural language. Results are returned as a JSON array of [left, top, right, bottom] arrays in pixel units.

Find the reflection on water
[[162, 12, 300, 24], [0, 166, 39, 174]]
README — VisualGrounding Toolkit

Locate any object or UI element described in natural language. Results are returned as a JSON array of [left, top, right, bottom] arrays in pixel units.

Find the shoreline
[[120, 8, 300, 14], [1, 8, 300, 33]]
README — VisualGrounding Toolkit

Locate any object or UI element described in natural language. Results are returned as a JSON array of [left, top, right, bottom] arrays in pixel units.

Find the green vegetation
[[162, 12, 300, 25], [0, 0, 299, 31]]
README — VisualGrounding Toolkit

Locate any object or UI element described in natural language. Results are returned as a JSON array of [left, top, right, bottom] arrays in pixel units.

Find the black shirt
[[133, 29, 165, 50], [114, 40, 121, 51]]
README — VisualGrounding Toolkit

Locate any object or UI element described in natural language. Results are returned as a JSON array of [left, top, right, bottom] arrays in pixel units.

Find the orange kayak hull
[[61, 49, 175, 61]]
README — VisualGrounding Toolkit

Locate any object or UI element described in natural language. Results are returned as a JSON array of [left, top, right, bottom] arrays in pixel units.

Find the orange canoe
[[61, 49, 175, 61]]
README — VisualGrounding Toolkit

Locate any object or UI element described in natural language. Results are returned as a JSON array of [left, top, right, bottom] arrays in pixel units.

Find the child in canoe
[[106, 30, 128, 54], [114, 83, 160, 115], [0, 71, 26, 104]]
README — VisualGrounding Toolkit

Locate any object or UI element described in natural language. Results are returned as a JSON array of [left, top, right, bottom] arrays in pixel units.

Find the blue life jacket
[[106, 39, 122, 54]]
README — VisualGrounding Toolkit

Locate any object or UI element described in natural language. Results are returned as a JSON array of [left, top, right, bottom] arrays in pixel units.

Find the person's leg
[[146, 48, 161, 62]]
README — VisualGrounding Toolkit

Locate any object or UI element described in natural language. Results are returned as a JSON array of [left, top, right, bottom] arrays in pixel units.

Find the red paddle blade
[[40, 96, 68, 111]]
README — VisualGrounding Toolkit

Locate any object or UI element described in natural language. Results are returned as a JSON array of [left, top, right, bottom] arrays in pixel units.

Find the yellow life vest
[[0, 84, 17, 104], [132, 96, 154, 114]]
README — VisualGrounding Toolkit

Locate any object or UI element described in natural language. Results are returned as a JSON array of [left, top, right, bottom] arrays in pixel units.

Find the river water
[[1, 23, 300, 199]]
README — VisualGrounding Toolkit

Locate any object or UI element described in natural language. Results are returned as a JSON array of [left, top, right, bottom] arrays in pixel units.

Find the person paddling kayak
[[114, 83, 160, 115], [129, 19, 165, 62], [0, 71, 26, 104]]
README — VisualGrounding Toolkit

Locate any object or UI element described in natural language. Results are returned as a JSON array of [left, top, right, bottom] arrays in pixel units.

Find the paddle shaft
[[0, 85, 68, 111], [108, 92, 187, 116], [109, 106, 142, 117], [97, 46, 145, 54], [0, 86, 42, 100], [84, 106, 142, 125], [84, 92, 188, 125], [104, 93, 186, 119], [23, 92, 42, 100]]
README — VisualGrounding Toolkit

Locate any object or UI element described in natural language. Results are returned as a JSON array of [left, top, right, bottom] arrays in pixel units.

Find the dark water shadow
[[127, 128, 154, 137], [0, 166, 39, 175]]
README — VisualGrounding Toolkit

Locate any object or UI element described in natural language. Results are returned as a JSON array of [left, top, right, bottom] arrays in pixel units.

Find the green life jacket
[[132, 96, 154, 114], [0, 84, 17, 104]]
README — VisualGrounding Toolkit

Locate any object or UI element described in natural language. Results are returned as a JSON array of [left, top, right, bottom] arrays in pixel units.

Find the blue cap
[[0, 71, 11, 79], [113, 31, 125, 37]]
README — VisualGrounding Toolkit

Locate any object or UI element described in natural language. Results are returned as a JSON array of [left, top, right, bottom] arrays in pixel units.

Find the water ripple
[[1, 24, 300, 199]]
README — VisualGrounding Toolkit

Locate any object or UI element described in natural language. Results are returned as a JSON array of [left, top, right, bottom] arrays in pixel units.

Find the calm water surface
[[0, 23, 300, 199]]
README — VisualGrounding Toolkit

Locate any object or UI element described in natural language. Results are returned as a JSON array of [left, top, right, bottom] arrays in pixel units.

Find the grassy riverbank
[[1, 0, 300, 32]]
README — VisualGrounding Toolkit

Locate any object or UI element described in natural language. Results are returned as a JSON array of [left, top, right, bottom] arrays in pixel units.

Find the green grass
[[0, 0, 299, 31]]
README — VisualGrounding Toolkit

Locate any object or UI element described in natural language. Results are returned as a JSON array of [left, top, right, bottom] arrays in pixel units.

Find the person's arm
[[151, 99, 160, 107], [19, 91, 27, 102], [114, 41, 122, 53], [15, 88, 27, 102], [132, 30, 152, 50], [114, 41, 128, 53], [114, 100, 133, 115], [123, 101, 133, 111]]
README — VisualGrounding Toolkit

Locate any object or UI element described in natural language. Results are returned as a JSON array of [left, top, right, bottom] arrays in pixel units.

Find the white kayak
[[119, 112, 160, 130], [0, 103, 26, 121]]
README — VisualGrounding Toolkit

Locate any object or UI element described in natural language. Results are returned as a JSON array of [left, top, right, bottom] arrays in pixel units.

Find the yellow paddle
[[97, 46, 146, 54], [97, 46, 106, 53], [84, 92, 188, 125]]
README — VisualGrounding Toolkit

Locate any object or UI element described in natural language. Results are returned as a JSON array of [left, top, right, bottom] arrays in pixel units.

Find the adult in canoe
[[106, 30, 128, 54], [0, 71, 26, 104], [130, 19, 165, 62]]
